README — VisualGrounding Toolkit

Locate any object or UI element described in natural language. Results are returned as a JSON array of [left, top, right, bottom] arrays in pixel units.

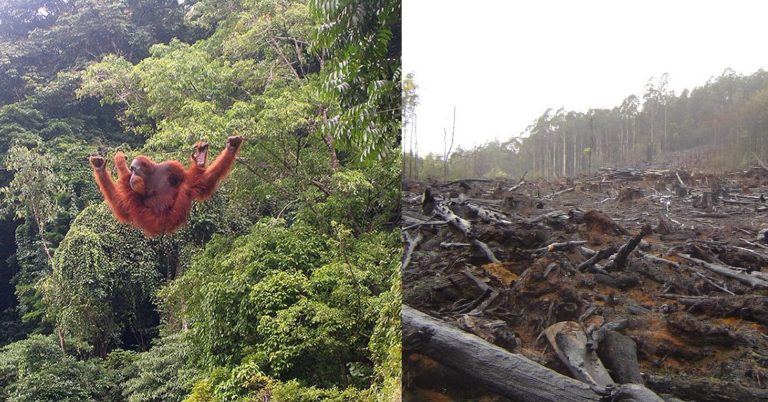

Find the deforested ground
[[402, 164, 768, 402]]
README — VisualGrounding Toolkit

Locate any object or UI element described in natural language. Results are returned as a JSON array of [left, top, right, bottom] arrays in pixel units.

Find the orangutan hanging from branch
[[89, 136, 243, 236]]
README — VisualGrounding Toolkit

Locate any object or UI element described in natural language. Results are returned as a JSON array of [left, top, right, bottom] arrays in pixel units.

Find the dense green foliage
[[0, 335, 121, 401], [408, 69, 768, 180], [0, 0, 401, 401], [310, 0, 402, 161]]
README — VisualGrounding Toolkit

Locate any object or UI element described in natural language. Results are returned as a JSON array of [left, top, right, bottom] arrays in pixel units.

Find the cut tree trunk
[[596, 330, 644, 384], [402, 305, 603, 402], [543, 321, 614, 387], [543, 321, 664, 402]]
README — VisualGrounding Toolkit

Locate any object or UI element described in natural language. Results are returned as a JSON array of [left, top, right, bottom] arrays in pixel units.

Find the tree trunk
[[663, 99, 664, 152], [56, 327, 66, 354], [561, 134, 566, 177], [403, 305, 602, 401], [31, 205, 53, 267], [650, 105, 655, 156], [414, 114, 419, 179], [443, 107, 456, 179], [632, 116, 637, 160]]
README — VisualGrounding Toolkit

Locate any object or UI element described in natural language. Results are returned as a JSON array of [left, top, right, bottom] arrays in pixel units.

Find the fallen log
[[688, 211, 734, 218], [721, 198, 758, 205], [677, 253, 768, 288], [402, 218, 448, 231], [507, 171, 527, 192], [610, 384, 666, 402], [439, 242, 470, 249], [646, 251, 737, 295], [605, 224, 653, 271], [659, 294, 768, 326], [401, 231, 423, 271], [596, 330, 644, 384], [402, 305, 603, 402], [545, 186, 575, 199], [646, 374, 768, 402], [434, 203, 472, 234], [442, 178, 494, 187], [525, 210, 570, 227], [730, 245, 768, 264], [471, 239, 500, 263], [433, 202, 500, 263], [464, 201, 513, 225], [527, 240, 588, 257], [458, 270, 498, 315], [578, 246, 617, 272], [637, 251, 680, 269], [544, 321, 665, 402], [579, 246, 597, 257]]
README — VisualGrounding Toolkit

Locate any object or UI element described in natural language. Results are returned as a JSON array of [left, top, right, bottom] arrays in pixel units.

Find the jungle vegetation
[[0, 0, 401, 401]]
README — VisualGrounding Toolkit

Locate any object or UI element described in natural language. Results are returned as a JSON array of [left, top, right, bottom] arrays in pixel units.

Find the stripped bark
[[433, 202, 500, 263], [677, 253, 768, 288]]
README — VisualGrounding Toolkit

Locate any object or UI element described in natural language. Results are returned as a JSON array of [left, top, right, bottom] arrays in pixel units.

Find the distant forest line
[[404, 69, 768, 180]]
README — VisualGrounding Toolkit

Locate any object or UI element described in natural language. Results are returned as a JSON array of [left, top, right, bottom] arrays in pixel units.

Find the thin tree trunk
[[443, 107, 456, 179], [650, 105, 655, 155], [56, 327, 65, 354], [632, 116, 637, 161], [572, 132, 577, 175], [552, 140, 556, 177], [660, 102, 664, 154], [324, 133, 340, 171], [414, 114, 419, 179], [320, 107, 340, 171], [562, 131, 567, 177], [407, 120, 413, 180], [31, 205, 53, 267]]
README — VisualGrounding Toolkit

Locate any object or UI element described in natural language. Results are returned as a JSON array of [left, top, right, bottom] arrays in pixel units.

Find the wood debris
[[403, 165, 768, 402]]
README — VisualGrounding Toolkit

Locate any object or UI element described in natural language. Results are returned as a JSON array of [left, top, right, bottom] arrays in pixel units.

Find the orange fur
[[91, 137, 241, 236]]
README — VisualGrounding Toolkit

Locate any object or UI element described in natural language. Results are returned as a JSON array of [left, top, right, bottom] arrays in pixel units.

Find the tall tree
[[403, 72, 419, 179], [0, 145, 63, 267]]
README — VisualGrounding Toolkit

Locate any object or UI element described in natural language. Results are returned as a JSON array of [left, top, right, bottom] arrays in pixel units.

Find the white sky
[[403, 0, 768, 155]]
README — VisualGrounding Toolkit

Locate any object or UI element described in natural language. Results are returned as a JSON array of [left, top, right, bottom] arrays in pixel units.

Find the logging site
[[402, 3, 768, 401], [402, 165, 768, 401]]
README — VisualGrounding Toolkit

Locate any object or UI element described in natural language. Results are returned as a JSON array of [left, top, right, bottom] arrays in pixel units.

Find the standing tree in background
[[639, 74, 672, 160], [0, 145, 66, 350], [619, 94, 639, 160], [660, 73, 669, 150], [403, 72, 419, 179], [413, 69, 768, 179], [0, 145, 63, 267], [443, 106, 455, 178], [643, 76, 662, 160]]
